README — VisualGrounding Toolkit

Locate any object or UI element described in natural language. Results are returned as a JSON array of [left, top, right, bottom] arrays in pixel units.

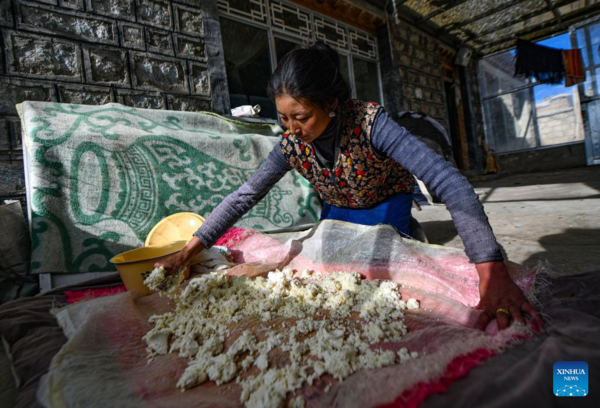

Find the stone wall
[[385, 20, 447, 126], [380, 18, 488, 172], [0, 0, 228, 196], [497, 142, 586, 174], [536, 93, 585, 146]]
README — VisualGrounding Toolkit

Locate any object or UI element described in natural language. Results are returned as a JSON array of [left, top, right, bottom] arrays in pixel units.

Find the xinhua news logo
[[554, 361, 588, 397]]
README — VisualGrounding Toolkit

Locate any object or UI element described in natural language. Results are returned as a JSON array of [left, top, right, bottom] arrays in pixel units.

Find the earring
[[328, 111, 336, 117]]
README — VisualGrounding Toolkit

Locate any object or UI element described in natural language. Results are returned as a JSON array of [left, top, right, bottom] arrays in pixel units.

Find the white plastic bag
[[231, 104, 261, 118]]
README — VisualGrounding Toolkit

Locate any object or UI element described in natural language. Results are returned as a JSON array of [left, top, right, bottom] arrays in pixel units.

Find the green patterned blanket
[[18, 102, 321, 275]]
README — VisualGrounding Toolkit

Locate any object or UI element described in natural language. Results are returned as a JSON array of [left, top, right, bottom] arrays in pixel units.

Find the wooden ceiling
[[289, 0, 387, 34], [393, 0, 600, 55], [290, 0, 600, 55]]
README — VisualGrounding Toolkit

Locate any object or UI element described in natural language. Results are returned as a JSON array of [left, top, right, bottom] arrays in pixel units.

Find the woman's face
[[276, 95, 335, 144]]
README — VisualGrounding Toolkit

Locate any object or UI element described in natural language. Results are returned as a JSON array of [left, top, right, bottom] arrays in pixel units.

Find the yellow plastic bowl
[[144, 212, 205, 247], [110, 240, 190, 296]]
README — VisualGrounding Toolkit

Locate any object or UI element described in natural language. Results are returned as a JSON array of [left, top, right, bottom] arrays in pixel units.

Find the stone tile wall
[[387, 21, 448, 126], [0, 0, 228, 196], [380, 19, 488, 172]]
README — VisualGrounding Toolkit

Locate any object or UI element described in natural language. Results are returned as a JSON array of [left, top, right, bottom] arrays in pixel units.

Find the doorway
[[441, 50, 469, 170], [444, 81, 464, 169]]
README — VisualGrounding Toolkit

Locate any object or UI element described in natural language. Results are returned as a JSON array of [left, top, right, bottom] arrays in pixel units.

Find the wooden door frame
[[441, 49, 470, 170]]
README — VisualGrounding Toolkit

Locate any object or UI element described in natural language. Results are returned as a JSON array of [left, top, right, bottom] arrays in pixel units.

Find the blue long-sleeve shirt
[[193, 109, 503, 264]]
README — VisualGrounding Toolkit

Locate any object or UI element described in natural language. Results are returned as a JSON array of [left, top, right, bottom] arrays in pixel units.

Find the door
[[441, 51, 469, 170], [571, 17, 600, 165], [444, 81, 464, 169]]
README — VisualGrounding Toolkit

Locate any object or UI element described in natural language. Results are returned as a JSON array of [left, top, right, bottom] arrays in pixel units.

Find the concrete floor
[[413, 166, 600, 276]]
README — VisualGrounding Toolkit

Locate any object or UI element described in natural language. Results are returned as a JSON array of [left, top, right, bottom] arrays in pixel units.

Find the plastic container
[[110, 240, 190, 296], [144, 212, 205, 247]]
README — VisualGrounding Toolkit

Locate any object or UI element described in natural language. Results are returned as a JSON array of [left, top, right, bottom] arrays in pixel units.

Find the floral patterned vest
[[280, 100, 414, 208]]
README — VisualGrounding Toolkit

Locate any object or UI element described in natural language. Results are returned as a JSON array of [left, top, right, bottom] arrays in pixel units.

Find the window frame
[[478, 35, 585, 155], [217, 0, 383, 121], [574, 24, 600, 102], [350, 54, 385, 103]]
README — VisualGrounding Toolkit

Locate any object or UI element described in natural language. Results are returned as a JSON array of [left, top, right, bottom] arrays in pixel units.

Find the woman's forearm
[[192, 145, 291, 248]]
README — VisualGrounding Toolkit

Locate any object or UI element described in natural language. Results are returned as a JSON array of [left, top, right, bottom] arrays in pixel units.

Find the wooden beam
[[458, 28, 486, 46], [287, 0, 386, 33], [416, 0, 472, 23], [443, 0, 530, 32], [392, 5, 463, 49], [440, 0, 577, 50], [470, 0, 578, 39], [544, 0, 563, 24], [342, 0, 386, 19], [480, 1, 600, 52], [347, 5, 363, 20]]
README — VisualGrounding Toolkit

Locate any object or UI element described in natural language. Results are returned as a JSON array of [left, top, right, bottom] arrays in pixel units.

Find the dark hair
[[267, 42, 350, 111]]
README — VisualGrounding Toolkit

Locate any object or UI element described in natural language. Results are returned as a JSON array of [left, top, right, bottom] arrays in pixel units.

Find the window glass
[[583, 70, 594, 97], [536, 32, 572, 49], [338, 53, 352, 96], [220, 17, 277, 118], [576, 28, 589, 68], [352, 57, 380, 103], [275, 37, 302, 64], [219, 7, 381, 116], [590, 23, 600, 66], [528, 33, 584, 146], [534, 84, 584, 146], [484, 89, 537, 152], [479, 51, 529, 97], [481, 32, 588, 152]]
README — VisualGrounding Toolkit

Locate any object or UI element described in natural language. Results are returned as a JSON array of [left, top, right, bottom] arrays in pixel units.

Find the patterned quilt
[[18, 102, 321, 275]]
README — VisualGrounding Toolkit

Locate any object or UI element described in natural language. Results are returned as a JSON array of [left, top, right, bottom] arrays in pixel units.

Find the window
[[274, 37, 301, 63], [576, 24, 600, 98], [483, 89, 537, 152], [352, 57, 380, 103], [479, 33, 585, 153], [218, 0, 382, 120], [220, 17, 277, 119]]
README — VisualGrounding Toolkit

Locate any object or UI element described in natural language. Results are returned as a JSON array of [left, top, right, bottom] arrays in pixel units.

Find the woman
[[157, 42, 543, 332]]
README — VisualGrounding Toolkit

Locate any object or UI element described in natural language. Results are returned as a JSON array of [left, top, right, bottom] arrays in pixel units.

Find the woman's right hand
[[154, 237, 206, 277]]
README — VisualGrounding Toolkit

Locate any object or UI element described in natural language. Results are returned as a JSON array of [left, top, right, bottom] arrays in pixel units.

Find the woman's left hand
[[474, 261, 544, 332]]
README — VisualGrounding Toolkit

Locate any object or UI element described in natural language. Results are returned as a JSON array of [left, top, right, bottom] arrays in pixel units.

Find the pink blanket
[[42, 221, 540, 407]]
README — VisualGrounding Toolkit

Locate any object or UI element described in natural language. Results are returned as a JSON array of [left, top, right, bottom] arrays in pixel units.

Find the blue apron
[[320, 193, 413, 237]]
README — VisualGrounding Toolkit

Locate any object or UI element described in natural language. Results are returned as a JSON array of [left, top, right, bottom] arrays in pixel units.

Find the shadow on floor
[[471, 166, 600, 192], [480, 194, 600, 204], [522, 228, 600, 274], [419, 220, 458, 246], [420, 221, 600, 276]]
